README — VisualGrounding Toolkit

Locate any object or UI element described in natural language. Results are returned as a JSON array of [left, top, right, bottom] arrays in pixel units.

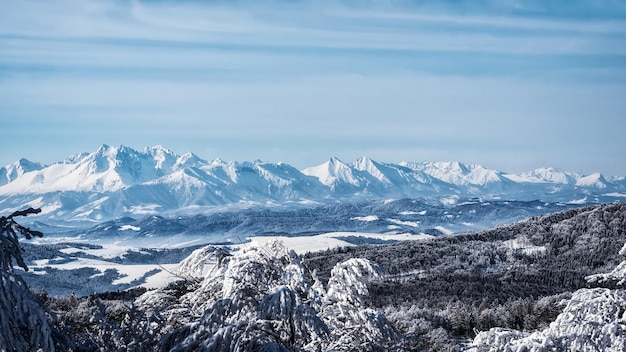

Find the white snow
[[58, 247, 82, 255], [301, 157, 361, 188], [385, 218, 420, 228], [503, 236, 547, 256], [30, 255, 180, 289], [502, 173, 539, 183], [606, 192, 626, 198], [434, 226, 453, 235], [111, 264, 178, 286], [241, 232, 432, 254], [127, 204, 162, 214], [402, 161, 503, 186], [119, 225, 140, 231], [139, 264, 180, 288], [243, 235, 352, 254], [352, 156, 392, 184], [568, 197, 588, 205], [522, 167, 574, 184], [399, 210, 427, 215], [351, 215, 379, 222], [576, 172, 606, 188], [441, 195, 459, 205], [52, 242, 147, 259]]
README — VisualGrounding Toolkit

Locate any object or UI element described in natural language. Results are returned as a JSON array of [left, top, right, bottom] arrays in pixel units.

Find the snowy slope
[[0, 144, 624, 222], [302, 157, 364, 191], [401, 161, 502, 186], [470, 242, 626, 352], [519, 167, 577, 184]]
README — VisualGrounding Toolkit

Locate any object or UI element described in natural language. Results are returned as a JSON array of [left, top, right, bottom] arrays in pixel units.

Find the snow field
[[25, 231, 434, 294], [242, 232, 433, 254]]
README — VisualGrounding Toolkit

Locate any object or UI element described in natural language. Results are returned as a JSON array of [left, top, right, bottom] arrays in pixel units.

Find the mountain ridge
[[0, 144, 624, 222]]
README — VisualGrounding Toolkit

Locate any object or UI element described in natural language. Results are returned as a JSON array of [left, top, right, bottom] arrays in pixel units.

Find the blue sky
[[1, 0, 625, 175]]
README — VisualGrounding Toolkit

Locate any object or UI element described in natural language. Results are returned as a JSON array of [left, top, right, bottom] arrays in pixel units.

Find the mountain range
[[0, 144, 624, 223]]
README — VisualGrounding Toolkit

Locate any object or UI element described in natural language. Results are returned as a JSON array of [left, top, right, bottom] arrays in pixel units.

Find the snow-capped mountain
[[0, 145, 624, 222], [402, 161, 505, 186], [0, 158, 45, 186]]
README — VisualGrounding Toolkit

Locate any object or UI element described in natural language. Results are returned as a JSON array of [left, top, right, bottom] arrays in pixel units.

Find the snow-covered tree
[[322, 258, 398, 350], [134, 240, 398, 351], [176, 245, 231, 280], [0, 208, 54, 351], [470, 288, 626, 352], [469, 241, 626, 352]]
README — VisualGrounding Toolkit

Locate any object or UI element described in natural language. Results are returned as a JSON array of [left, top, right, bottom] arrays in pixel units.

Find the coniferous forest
[[2, 203, 626, 351]]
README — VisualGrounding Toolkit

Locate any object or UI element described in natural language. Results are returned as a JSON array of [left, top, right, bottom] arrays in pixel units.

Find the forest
[[1, 203, 625, 351]]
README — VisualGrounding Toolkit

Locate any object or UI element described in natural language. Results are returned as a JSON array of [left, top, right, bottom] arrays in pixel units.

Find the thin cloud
[[330, 10, 626, 35], [2, 0, 625, 56]]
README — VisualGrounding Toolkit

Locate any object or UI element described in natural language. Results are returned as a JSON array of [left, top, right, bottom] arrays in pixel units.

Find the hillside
[[302, 202, 626, 350]]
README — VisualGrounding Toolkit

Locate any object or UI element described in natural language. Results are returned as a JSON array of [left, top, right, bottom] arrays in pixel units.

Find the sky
[[1, 0, 625, 175]]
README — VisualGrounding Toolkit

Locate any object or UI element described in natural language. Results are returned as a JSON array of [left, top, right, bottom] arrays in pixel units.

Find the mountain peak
[[352, 156, 370, 168], [144, 144, 170, 153], [143, 145, 177, 170], [175, 152, 207, 170], [93, 144, 121, 159], [576, 172, 608, 188], [96, 144, 111, 152], [210, 157, 226, 165], [0, 145, 624, 222], [12, 158, 44, 171], [328, 156, 343, 165], [524, 167, 574, 184], [0, 158, 45, 185], [434, 161, 469, 173], [302, 157, 360, 188], [353, 156, 375, 167], [326, 157, 350, 170]]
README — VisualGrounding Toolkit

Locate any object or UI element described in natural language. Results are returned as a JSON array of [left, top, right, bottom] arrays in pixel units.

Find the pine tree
[[0, 207, 54, 351]]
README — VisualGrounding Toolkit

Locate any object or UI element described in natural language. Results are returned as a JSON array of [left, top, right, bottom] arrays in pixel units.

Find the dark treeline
[[303, 203, 626, 350]]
